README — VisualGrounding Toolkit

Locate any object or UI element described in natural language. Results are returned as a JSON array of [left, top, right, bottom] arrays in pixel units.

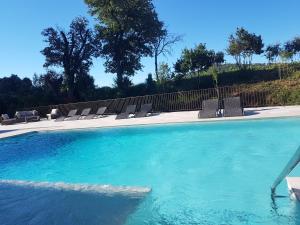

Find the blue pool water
[[1, 118, 300, 224]]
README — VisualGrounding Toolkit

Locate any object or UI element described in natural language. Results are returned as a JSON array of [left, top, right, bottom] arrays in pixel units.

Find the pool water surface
[[1, 118, 300, 224]]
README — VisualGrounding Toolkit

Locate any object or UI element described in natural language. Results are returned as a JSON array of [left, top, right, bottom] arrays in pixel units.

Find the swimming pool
[[1, 118, 300, 224]]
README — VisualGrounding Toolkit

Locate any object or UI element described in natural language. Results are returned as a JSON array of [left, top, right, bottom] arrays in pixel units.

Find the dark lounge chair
[[135, 103, 153, 118], [77, 108, 92, 120], [55, 109, 78, 122], [116, 105, 136, 120], [65, 108, 90, 121], [1, 114, 17, 125], [198, 99, 219, 118], [84, 107, 107, 120], [223, 97, 244, 117], [65, 108, 92, 120]]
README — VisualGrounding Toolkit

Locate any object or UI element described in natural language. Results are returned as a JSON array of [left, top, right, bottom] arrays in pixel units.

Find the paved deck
[[286, 177, 300, 200], [1, 105, 300, 139]]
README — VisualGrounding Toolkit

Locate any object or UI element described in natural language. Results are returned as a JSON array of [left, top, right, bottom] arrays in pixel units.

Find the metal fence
[[24, 85, 273, 117]]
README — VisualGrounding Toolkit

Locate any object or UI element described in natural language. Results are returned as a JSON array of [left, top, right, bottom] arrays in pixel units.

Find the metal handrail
[[271, 146, 300, 196]]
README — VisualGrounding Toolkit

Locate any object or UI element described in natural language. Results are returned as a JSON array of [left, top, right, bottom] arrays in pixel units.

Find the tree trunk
[[155, 53, 158, 81], [116, 72, 126, 97], [65, 69, 75, 102], [67, 85, 74, 101], [278, 63, 282, 80], [197, 70, 201, 89]]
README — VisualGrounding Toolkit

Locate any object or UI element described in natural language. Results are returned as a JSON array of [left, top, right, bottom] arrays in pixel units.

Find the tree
[[226, 35, 243, 67], [278, 46, 294, 80], [174, 58, 189, 76], [281, 43, 294, 62], [210, 66, 220, 99], [33, 71, 63, 94], [33, 71, 64, 103], [174, 48, 193, 76], [85, 0, 164, 94], [74, 72, 96, 100], [157, 62, 172, 82], [291, 37, 300, 59], [265, 44, 280, 63], [211, 52, 224, 97], [214, 51, 225, 66], [0, 75, 33, 95], [41, 17, 100, 101], [152, 25, 182, 80], [0, 75, 38, 115], [191, 44, 216, 74], [174, 44, 223, 77], [145, 73, 156, 93], [283, 37, 300, 61], [226, 27, 264, 69], [284, 41, 295, 61], [279, 49, 294, 63]]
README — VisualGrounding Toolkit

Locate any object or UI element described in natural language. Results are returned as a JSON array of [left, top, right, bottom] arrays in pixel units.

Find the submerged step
[[0, 179, 151, 225]]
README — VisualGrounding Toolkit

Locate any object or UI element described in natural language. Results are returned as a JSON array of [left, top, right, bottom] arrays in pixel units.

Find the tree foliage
[[291, 37, 300, 59], [85, 0, 164, 94], [227, 27, 264, 69], [0, 75, 38, 116], [41, 17, 100, 100], [157, 62, 172, 82], [0, 75, 33, 95], [265, 44, 280, 63], [174, 44, 224, 77], [283, 37, 300, 61], [33, 71, 63, 99], [145, 73, 156, 94]]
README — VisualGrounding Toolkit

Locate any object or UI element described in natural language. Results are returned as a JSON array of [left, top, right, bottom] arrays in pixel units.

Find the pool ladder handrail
[[271, 146, 300, 196]]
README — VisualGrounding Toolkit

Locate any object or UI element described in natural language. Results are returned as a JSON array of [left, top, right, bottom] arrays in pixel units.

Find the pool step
[[0, 180, 151, 225], [0, 179, 151, 197]]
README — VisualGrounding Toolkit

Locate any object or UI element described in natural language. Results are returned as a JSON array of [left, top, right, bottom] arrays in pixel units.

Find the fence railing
[[23, 86, 272, 117]]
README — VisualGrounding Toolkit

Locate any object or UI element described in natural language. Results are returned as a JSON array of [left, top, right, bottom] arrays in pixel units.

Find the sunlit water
[[1, 118, 300, 225]]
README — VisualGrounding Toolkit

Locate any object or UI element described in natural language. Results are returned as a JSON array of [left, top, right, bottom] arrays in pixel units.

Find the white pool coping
[[1, 105, 300, 139], [286, 177, 300, 200]]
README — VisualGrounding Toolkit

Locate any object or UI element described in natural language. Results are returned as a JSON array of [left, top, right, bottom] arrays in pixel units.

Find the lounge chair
[[78, 108, 92, 120], [15, 110, 40, 122], [198, 99, 219, 118], [66, 108, 92, 120], [84, 107, 107, 120], [47, 109, 60, 120], [223, 97, 244, 117], [135, 103, 153, 118], [1, 114, 17, 125], [116, 105, 136, 120], [55, 109, 78, 122], [64, 108, 89, 121]]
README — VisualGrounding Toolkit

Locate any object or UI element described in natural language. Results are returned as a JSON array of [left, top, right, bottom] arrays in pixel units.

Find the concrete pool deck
[[1, 105, 300, 139], [286, 177, 300, 200]]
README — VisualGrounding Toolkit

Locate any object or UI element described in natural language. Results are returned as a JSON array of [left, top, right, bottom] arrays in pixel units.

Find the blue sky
[[0, 0, 299, 87]]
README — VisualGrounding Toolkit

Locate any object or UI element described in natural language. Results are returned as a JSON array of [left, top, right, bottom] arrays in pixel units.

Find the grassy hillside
[[237, 72, 300, 106]]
